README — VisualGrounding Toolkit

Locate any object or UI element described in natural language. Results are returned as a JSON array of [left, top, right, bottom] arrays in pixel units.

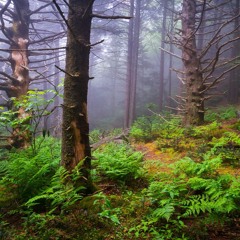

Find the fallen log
[[91, 129, 129, 151]]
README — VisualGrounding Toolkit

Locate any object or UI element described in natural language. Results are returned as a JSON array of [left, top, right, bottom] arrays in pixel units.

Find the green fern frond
[[152, 203, 175, 221]]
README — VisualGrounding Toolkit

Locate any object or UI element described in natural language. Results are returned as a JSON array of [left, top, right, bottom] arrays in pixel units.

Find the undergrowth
[[93, 142, 145, 185], [205, 106, 238, 122], [0, 137, 60, 206], [0, 106, 239, 239]]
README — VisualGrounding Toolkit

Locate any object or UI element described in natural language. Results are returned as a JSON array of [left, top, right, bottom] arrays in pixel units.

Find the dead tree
[[170, 0, 240, 125], [0, 0, 66, 148]]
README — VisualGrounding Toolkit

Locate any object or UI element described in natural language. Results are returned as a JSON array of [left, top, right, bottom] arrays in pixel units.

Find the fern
[[182, 194, 213, 217], [182, 174, 239, 217], [172, 156, 222, 178], [93, 142, 145, 183], [25, 166, 84, 212], [152, 202, 175, 221], [0, 160, 8, 178], [0, 137, 60, 205]]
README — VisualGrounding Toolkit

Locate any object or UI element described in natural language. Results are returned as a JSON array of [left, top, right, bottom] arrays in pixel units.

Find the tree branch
[[91, 14, 131, 20], [0, 47, 67, 52], [29, 2, 52, 16], [0, 0, 16, 45], [0, 71, 19, 84], [159, 46, 182, 59]]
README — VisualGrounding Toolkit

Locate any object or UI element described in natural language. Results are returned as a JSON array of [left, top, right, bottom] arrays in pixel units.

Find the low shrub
[[185, 121, 220, 140], [205, 106, 238, 122], [210, 132, 240, 165], [130, 115, 183, 142]]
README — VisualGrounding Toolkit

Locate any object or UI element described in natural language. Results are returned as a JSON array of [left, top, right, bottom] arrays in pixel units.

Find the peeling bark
[[61, 0, 93, 191], [7, 0, 30, 148]]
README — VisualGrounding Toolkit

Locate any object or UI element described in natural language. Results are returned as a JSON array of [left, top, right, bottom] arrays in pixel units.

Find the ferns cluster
[[93, 142, 145, 184], [0, 137, 87, 239], [0, 106, 239, 239], [130, 115, 183, 142], [25, 166, 84, 213], [205, 106, 238, 122], [0, 137, 60, 208], [139, 157, 240, 239]]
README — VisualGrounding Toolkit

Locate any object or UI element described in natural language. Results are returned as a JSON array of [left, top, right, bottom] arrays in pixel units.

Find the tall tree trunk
[[124, 0, 135, 128], [111, 57, 118, 120], [182, 0, 204, 126], [53, 39, 61, 137], [159, 0, 167, 110], [228, 0, 240, 104], [125, 0, 141, 128], [8, 0, 30, 148], [61, 0, 93, 190], [168, 0, 175, 108]]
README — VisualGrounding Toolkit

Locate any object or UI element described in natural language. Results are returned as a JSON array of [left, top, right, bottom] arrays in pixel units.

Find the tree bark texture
[[8, 0, 30, 148], [61, 0, 93, 189], [181, 0, 204, 125]]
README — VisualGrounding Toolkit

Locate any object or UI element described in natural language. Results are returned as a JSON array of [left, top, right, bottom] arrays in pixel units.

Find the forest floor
[[135, 140, 240, 177], [1, 110, 240, 240], [134, 140, 240, 240]]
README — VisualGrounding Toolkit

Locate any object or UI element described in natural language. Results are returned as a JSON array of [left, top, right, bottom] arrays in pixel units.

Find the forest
[[0, 0, 239, 239]]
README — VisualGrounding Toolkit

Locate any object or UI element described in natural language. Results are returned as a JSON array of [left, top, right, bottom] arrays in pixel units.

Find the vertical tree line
[[125, 0, 142, 128]]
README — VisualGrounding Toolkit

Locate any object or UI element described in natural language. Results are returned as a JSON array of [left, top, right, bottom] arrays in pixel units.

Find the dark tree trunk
[[61, 0, 93, 190], [228, 0, 240, 104], [159, 0, 167, 111], [182, 0, 204, 126]]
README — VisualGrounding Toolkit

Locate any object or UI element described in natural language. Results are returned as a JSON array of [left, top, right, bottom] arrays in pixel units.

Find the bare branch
[[200, 14, 240, 59], [29, 2, 52, 16], [159, 47, 182, 59], [202, 36, 240, 81], [87, 39, 104, 47], [201, 64, 240, 94], [0, 47, 67, 52], [91, 14, 131, 20], [55, 65, 72, 77], [0, 71, 19, 84], [0, 0, 16, 45], [52, 0, 78, 41]]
